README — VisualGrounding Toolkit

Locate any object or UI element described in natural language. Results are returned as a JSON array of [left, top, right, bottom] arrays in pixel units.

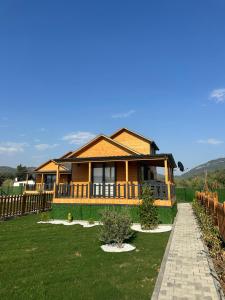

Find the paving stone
[[153, 203, 220, 300]]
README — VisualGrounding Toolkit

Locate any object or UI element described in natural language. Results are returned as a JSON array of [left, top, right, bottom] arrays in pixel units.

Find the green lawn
[[0, 214, 169, 300]]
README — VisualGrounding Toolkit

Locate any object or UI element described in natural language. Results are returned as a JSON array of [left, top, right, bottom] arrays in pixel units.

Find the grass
[[0, 214, 169, 300]]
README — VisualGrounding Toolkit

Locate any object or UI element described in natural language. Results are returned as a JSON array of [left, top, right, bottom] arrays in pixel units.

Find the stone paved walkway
[[152, 203, 221, 300]]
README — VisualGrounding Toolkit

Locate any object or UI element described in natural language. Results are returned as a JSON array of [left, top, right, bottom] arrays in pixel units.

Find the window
[[92, 163, 115, 183], [44, 174, 56, 184], [140, 164, 154, 182]]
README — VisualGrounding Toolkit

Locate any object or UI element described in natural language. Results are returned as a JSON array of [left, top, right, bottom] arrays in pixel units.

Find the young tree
[[139, 184, 159, 230], [99, 209, 133, 248], [2, 179, 13, 187], [16, 164, 28, 181]]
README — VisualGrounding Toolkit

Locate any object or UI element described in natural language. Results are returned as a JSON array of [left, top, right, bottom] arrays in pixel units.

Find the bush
[[139, 184, 159, 230], [2, 179, 13, 187], [67, 213, 73, 223], [99, 209, 133, 248], [192, 198, 221, 258], [40, 212, 50, 222], [88, 218, 95, 225]]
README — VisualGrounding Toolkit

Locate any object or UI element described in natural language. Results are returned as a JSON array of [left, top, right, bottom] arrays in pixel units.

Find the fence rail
[[196, 191, 225, 241], [0, 193, 52, 220], [55, 181, 169, 200]]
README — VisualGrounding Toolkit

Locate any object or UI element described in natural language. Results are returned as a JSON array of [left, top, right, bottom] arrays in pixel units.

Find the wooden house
[[26, 128, 177, 222]]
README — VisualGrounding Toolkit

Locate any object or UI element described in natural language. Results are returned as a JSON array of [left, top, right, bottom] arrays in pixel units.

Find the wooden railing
[[25, 183, 54, 192], [0, 193, 52, 220], [55, 181, 168, 200], [196, 191, 225, 241]]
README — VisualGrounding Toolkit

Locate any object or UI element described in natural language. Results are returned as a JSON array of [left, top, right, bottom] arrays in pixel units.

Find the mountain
[[180, 158, 225, 179], [0, 166, 36, 175], [0, 166, 17, 174]]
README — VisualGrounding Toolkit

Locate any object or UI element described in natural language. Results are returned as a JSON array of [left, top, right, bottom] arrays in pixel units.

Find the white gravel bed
[[37, 220, 101, 227], [38, 220, 172, 232], [101, 243, 136, 252], [131, 224, 172, 233]]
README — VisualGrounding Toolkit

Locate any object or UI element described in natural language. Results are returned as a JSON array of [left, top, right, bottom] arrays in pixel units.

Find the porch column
[[164, 159, 171, 201], [26, 173, 29, 184], [88, 162, 92, 198], [125, 160, 129, 198], [56, 164, 60, 185], [41, 173, 44, 189]]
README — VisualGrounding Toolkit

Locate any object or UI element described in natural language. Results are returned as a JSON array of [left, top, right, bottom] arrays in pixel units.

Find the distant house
[[26, 128, 176, 209], [14, 178, 35, 187]]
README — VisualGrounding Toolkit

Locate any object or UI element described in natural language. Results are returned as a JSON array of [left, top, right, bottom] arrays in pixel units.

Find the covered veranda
[[53, 154, 176, 207]]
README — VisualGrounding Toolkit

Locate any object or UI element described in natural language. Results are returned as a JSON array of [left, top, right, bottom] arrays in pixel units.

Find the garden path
[[152, 203, 222, 300]]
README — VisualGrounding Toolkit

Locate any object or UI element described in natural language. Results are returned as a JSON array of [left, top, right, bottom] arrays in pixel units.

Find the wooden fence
[[196, 191, 225, 241], [0, 193, 52, 220]]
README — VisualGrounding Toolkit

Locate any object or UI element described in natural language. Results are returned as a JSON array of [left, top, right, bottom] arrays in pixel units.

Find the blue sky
[[0, 0, 225, 174]]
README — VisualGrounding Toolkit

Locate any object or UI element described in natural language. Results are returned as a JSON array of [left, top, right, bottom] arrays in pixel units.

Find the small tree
[[16, 164, 28, 181], [2, 179, 13, 187], [139, 184, 159, 230], [99, 209, 133, 248]]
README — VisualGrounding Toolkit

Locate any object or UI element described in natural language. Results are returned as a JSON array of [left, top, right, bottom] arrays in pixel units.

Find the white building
[[13, 178, 35, 187]]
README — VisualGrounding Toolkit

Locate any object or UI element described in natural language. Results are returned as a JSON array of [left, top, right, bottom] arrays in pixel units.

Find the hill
[[180, 158, 225, 179], [0, 166, 17, 174], [0, 166, 36, 175]]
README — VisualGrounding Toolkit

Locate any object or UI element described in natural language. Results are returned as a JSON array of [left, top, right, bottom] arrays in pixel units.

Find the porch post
[[125, 160, 129, 198], [56, 164, 60, 185], [41, 173, 44, 191], [41, 173, 44, 185], [164, 159, 171, 201], [88, 162, 92, 198], [26, 173, 29, 184]]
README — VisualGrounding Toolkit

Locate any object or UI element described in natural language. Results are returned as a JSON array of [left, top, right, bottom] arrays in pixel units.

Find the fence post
[[41, 193, 46, 211], [213, 192, 219, 226], [21, 194, 26, 215]]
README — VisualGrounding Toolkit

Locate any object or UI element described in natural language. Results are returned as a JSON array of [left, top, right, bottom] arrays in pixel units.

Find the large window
[[44, 174, 56, 185], [140, 164, 154, 182], [92, 163, 115, 183]]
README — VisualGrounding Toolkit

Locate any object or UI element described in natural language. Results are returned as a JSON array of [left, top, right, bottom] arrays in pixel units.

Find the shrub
[[88, 218, 95, 225], [192, 198, 221, 258], [40, 212, 50, 222], [99, 209, 133, 248], [139, 184, 159, 230], [67, 212, 73, 223]]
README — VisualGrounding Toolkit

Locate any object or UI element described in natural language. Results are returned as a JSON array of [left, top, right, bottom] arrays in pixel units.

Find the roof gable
[[35, 160, 68, 172], [67, 135, 139, 158], [111, 128, 159, 152]]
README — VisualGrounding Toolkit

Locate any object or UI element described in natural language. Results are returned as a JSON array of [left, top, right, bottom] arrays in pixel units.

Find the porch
[[53, 154, 176, 206]]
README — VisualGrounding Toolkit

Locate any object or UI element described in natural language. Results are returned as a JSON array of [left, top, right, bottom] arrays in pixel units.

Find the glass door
[[92, 163, 115, 197], [93, 163, 103, 196], [105, 163, 115, 197]]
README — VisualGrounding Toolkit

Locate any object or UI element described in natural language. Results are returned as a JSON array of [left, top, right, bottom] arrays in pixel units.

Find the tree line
[[0, 164, 31, 187]]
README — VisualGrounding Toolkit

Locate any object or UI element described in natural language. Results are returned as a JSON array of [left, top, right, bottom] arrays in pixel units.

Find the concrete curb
[[151, 211, 178, 299]]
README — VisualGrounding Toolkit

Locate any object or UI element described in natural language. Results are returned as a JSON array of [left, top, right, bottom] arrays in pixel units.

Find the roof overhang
[[54, 154, 177, 168]]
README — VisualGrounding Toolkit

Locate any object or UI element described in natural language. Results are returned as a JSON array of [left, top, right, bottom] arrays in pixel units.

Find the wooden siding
[[72, 163, 88, 184], [35, 174, 42, 184], [59, 174, 70, 183], [71, 161, 138, 185], [112, 130, 151, 154], [76, 138, 132, 158], [37, 161, 65, 172]]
